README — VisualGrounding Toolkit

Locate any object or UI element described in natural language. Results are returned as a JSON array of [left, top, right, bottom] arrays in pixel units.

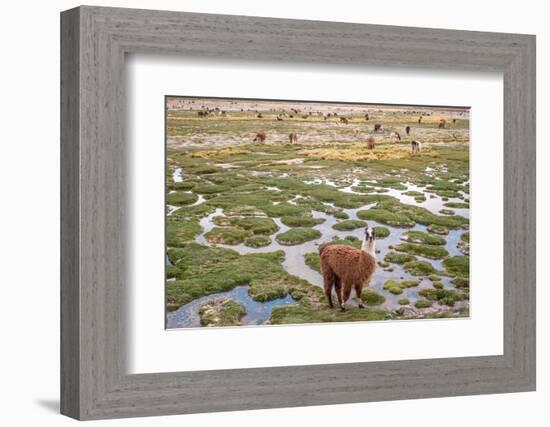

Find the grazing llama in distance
[[405, 125, 411, 135], [411, 140, 422, 154], [288, 132, 298, 143], [319, 226, 377, 311], [367, 136, 376, 150], [438, 118, 446, 129], [391, 131, 401, 141], [374, 123, 383, 132], [253, 132, 266, 143], [340, 117, 349, 125]]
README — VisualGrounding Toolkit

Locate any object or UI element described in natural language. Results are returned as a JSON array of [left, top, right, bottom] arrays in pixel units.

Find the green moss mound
[[427, 224, 449, 235], [443, 256, 470, 277], [275, 228, 321, 245], [357, 208, 415, 228], [361, 289, 386, 306], [281, 215, 324, 227], [333, 219, 367, 231], [403, 260, 437, 276], [401, 230, 446, 245], [414, 299, 433, 309], [384, 251, 417, 265], [244, 235, 272, 248], [199, 298, 246, 326], [204, 227, 250, 245], [166, 191, 199, 206], [383, 279, 419, 295], [418, 287, 466, 306], [394, 242, 449, 259]]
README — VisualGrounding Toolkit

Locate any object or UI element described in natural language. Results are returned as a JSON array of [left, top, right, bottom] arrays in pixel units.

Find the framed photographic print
[[61, 6, 536, 420]]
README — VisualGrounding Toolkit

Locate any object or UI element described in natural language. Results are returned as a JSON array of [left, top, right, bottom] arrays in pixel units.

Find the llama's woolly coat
[[319, 244, 376, 285]]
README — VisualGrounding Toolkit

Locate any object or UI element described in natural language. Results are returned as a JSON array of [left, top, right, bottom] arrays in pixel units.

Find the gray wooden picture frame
[[60, 5, 536, 421]]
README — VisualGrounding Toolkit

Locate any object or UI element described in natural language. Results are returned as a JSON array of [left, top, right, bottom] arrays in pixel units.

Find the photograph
[[165, 97, 471, 328]]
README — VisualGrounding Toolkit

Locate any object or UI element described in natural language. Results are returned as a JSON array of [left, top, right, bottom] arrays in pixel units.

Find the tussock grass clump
[[443, 256, 470, 277], [398, 298, 410, 305], [212, 216, 279, 235], [427, 224, 449, 235], [166, 191, 199, 206], [166, 218, 202, 247], [205, 227, 250, 245], [276, 228, 321, 245], [414, 299, 433, 309], [383, 279, 419, 295], [361, 289, 386, 306], [304, 252, 320, 272], [403, 260, 437, 276], [384, 251, 416, 265], [444, 202, 469, 208], [357, 208, 415, 228], [244, 235, 271, 248], [374, 226, 390, 239], [394, 242, 449, 260], [199, 298, 246, 327], [418, 287, 466, 306], [281, 215, 325, 227], [400, 230, 446, 245], [333, 219, 367, 231]]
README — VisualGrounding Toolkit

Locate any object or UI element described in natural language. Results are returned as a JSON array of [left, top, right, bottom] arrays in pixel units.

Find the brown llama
[[374, 123, 383, 132], [340, 117, 349, 124], [438, 119, 446, 129], [288, 132, 298, 143], [319, 226, 377, 311], [418, 116, 423, 124], [392, 131, 401, 141], [411, 140, 422, 154], [367, 136, 376, 149], [253, 132, 266, 143], [365, 113, 370, 121], [405, 125, 411, 135]]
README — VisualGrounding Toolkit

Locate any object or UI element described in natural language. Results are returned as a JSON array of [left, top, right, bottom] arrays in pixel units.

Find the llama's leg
[[334, 276, 343, 309], [354, 284, 365, 308], [322, 267, 335, 308], [340, 283, 352, 312]]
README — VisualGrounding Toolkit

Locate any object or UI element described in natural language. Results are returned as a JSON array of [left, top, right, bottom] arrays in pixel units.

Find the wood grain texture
[[60, 6, 536, 420]]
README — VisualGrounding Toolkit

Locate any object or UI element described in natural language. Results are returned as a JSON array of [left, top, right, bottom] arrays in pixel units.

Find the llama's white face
[[364, 226, 376, 242]]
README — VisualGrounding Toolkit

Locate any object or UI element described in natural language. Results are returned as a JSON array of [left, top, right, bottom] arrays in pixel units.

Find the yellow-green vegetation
[[199, 298, 246, 326], [427, 224, 449, 235], [281, 215, 324, 227], [304, 252, 321, 272], [166, 218, 202, 247], [212, 215, 279, 234], [384, 251, 417, 265], [394, 242, 449, 259], [333, 219, 367, 231], [444, 202, 469, 208], [439, 208, 455, 216], [204, 227, 250, 245], [414, 299, 433, 309], [166, 244, 313, 310], [400, 230, 446, 245], [357, 208, 415, 228], [275, 228, 322, 245], [167, 191, 198, 206], [383, 279, 420, 295], [403, 260, 438, 276], [452, 276, 470, 289], [398, 298, 410, 305], [361, 289, 386, 306], [418, 287, 467, 306], [443, 256, 469, 277], [374, 226, 390, 239], [270, 305, 391, 324], [244, 235, 272, 248]]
